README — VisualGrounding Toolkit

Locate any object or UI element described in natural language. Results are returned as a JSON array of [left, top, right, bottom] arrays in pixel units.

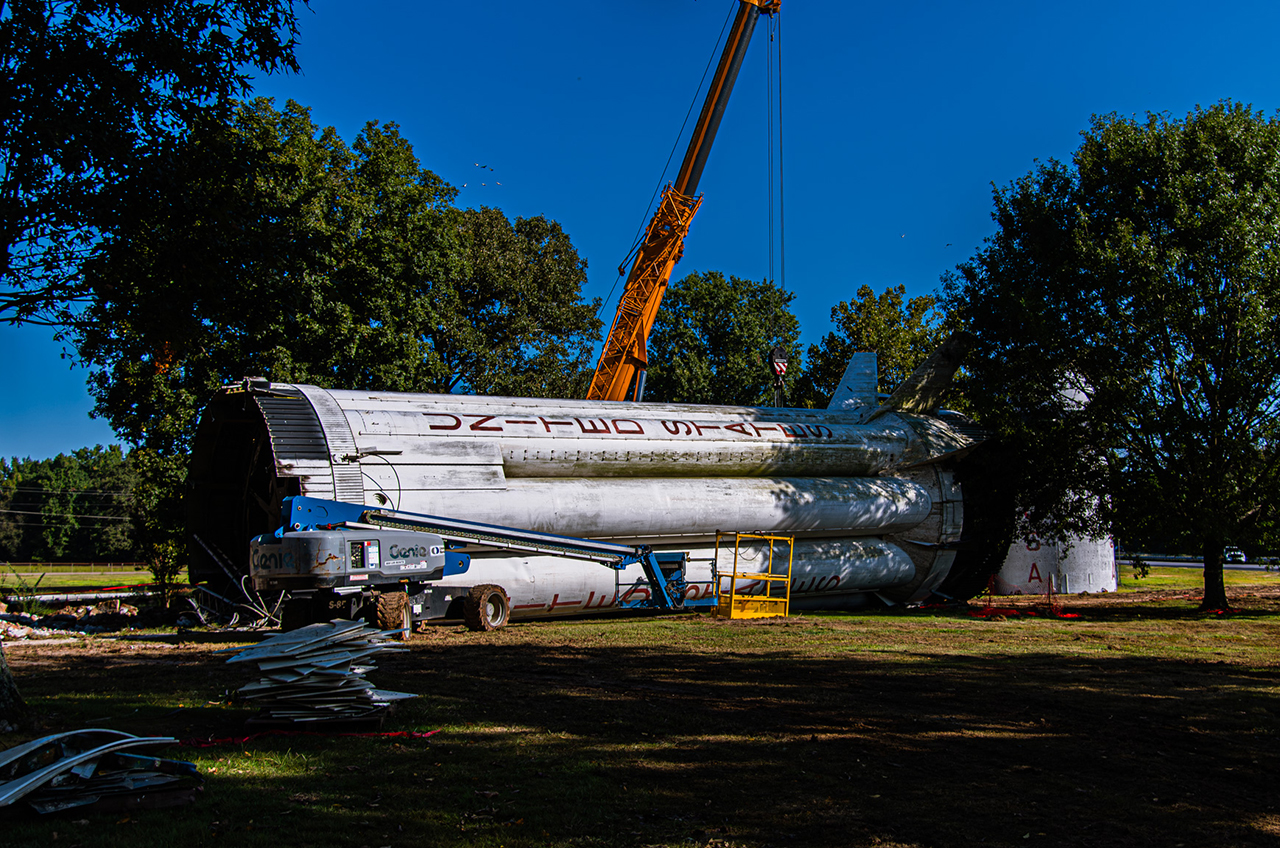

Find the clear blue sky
[[4, 0, 1280, 459]]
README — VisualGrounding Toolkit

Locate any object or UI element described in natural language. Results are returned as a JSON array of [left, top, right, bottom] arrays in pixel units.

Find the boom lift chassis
[[250, 496, 714, 633]]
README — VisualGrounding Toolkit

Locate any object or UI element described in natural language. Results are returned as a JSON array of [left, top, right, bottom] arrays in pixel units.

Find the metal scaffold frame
[[713, 531, 794, 619]]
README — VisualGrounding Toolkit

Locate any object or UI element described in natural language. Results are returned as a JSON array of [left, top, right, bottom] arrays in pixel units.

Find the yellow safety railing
[[713, 532, 794, 619]]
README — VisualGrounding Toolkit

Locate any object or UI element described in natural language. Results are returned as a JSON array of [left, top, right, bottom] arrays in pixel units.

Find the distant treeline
[[0, 446, 143, 563]]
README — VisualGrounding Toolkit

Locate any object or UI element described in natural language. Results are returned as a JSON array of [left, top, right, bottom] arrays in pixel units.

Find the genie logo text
[[252, 546, 296, 572], [389, 542, 442, 559]]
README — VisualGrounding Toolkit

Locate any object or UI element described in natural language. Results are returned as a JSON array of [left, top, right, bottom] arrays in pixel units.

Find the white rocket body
[[188, 359, 985, 615]]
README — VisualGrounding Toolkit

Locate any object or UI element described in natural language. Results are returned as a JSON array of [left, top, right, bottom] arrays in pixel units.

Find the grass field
[[2, 574, 1279, 847], [1118, 563, 1278, 592], [1, 569, 153, 592], [0, 562, 1254, 596]]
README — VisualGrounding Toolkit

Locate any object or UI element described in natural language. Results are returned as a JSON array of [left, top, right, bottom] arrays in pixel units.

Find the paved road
[[1118, 558, 1275, 572]]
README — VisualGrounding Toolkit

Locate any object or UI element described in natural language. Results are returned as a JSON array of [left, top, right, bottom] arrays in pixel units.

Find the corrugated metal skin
[[296, 385, 365, 502], [254, 392, 329, 461], [254, 390, 334, 499]]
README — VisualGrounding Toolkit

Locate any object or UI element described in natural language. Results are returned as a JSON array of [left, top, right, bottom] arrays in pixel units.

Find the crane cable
[[764, 8, 787, 339], [597, 4, 738, 319], [768, 10, 778, 298], [765, 9, 779, 291]]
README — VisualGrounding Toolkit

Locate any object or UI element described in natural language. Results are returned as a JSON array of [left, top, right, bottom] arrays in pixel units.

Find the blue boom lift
[[249, 496, 712, 634]]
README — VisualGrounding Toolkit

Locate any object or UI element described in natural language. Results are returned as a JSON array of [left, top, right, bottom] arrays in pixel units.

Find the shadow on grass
[[111, 630, 276, 646], [948, 592, 1280, 623], [3, 617, 1280, 848]]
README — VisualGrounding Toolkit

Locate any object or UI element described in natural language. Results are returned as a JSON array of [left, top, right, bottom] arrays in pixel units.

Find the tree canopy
[[643, 270, 800, 406], [944, 101, 1280, 610], [795, 284, 945, 408], [72, 98, 602, 457], [436, 208, 602, 399], [0, 0, 307, 323]]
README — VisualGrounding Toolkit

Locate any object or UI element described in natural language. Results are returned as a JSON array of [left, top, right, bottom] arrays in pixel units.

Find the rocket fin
[[865, 332, 973, 421], [827, 352, 879, 411]]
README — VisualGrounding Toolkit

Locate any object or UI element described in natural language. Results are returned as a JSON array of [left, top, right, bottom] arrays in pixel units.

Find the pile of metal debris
[[0, 598, 187, 641], [0, 601, 142, 639], [0, 729, 201, 814], [221, 620, 416, 725], [0, 617, 65, 640], [0, 593, 268, 641]]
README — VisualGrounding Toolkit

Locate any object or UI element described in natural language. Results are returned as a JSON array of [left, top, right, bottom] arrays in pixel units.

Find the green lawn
[[0, 569, 153, 592], [1118, 563, 1276, 592], [3, 579, 1280, 848]]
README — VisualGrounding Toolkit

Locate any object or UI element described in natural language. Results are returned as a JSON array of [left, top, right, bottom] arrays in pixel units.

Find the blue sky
[[4, 0, 1280, 459]]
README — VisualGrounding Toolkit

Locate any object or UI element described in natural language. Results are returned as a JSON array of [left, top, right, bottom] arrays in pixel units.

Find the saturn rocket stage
[[187, 352, 1009, 619]]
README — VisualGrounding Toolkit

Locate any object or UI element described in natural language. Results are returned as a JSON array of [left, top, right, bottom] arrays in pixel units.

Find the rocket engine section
[[187, 376, 1001, 618]]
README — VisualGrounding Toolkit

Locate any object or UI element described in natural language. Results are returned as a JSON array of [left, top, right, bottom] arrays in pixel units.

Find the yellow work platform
[[713, 531, 794, 620]]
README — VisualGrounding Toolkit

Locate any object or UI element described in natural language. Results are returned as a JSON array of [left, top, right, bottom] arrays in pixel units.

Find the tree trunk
[[0, 642, 29, 731], [1201, 539, 1230, 612]]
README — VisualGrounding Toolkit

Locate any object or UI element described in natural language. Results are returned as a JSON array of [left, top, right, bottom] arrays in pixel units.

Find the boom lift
[[586, 0, 780, 402], [250, 496, 712, 633]]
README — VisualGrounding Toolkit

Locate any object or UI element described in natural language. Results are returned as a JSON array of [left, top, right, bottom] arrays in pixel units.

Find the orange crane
[[586, 0, 780, 402]]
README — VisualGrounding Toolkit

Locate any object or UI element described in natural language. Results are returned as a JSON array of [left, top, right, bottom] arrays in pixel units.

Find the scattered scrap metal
[[0, 592, 278, 640], [0, 729, 201, 814], [220, 620, 416, 724], [0, 601, 142, 639]]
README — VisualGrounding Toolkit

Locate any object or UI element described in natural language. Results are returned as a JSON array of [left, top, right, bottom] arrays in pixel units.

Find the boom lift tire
[[371, 591, 411, 640], [463, 584, 511, 631]]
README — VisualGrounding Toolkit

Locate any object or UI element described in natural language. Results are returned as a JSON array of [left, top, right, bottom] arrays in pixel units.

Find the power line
[[0, 508, 132, 521], [0, 521, 135, 530], [9, 502, 126, 511], [6, 486, 131, 495]]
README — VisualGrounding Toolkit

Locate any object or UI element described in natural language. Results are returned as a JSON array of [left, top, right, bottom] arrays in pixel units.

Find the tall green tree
[[443, 208, 602, 398], [643, 270, 800, 406], [69, 99, 601, 549], [0, 0, 306, 323], [73, 99, 602, 455], [944, 101, 1280, 611], [74, 100, 601, 453], [0, 0, 305, 728], [795, 284, 945, 408]]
